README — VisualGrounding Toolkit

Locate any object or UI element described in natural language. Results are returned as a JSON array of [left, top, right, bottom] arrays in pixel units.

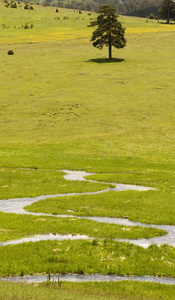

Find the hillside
[[17, 0, 163, 17], [0, 2, 175, 299]]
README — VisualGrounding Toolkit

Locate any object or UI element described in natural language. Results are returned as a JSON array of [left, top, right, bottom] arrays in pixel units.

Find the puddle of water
[[62, 170, 95, 181]]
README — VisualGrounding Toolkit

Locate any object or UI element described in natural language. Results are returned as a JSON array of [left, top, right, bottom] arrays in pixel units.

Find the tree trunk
[[167, 0, 170, 23], [167, 6, 170, 23], [109, 33, 112, 59]]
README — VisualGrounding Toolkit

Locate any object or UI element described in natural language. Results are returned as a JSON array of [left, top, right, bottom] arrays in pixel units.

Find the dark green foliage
[[24, 22, 29, 29], [23, 22, 33, 29], [10, 1, 17, 8], [40, 0, 162, 18], [5, 0, 17, 8], [89, 5, 126, 59], [24, 3, 30, 9], [148, 13, 155, 19], [7, 50, 14, 55], [123, 0, 162, 17], [24, 2, 33, 10], [92, 240, 98, 246], [158, 0, 175, 23], [4, 0, 9, 6]]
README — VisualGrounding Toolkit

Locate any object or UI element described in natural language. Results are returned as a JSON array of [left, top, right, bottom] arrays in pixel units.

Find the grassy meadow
[[1, 281, 175, 300], [0, 0, 175, 298]]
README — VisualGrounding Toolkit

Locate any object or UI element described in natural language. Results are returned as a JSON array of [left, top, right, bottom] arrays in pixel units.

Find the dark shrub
[[149, 13, 154, 19], [24, 22, 29, 29], [24, 3, 30, 9], [9, 0, 17, 7], [92, 240, 98, 246], [8, 50, 14, 55]]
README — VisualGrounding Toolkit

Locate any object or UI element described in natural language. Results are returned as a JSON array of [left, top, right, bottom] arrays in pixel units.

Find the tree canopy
[[158, 0, 175, 23], [88, 5, 126, 59]]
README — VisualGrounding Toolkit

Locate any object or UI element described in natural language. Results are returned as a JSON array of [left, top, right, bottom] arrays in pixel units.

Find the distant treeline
[[36, 0, 163, 18]]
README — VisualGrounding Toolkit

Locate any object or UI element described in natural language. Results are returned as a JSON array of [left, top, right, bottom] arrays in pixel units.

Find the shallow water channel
[[1, 274, 175, 285], [0, 170, 175, 285]]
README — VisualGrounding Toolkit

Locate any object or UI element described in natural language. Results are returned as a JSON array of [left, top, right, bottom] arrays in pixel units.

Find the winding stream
[[1, 274, 175, 285], [0, 170, 174, 248], [0, 170, 175, 285]]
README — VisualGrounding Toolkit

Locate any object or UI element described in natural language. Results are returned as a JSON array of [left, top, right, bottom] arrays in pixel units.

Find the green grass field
[[1, 281, 175, 300], [0, 0, 175, 298]]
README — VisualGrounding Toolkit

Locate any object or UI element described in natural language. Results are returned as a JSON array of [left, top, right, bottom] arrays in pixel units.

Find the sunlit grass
[[0, 281, 175, 300], [0, 2, 175, 294], [0, 240, 175, 278], [0, 212, 165, 242]]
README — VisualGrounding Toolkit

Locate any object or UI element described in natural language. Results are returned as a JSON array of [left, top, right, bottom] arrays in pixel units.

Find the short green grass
[[0, 240, 175, 277], [0, 2, 175, 165], [0, 281, 175, 300], [0, 168, 112, 199], [26, 190, 175, 225], [0, 212, 165, 242], [26, 167, 175, 225]]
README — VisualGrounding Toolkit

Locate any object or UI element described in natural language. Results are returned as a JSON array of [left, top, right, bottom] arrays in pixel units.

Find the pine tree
[[88, 5, 126, 59], [159, 0, 175, 23]]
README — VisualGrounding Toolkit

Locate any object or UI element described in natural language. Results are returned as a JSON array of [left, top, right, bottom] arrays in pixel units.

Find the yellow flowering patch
[[126, 25, 175, 34]]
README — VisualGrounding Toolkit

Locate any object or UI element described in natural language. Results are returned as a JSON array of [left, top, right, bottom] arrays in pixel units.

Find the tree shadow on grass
[[158, 21, 175, 25], [87, 58, 125, 63]]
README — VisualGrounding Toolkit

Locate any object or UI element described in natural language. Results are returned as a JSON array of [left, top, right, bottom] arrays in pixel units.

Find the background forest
[[26, 0, 163, 18]]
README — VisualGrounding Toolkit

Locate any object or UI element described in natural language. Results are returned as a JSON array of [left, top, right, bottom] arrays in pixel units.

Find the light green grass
[[26, 190, 175, 225], [0, 240, 175, 277], [0, 1, 175, 295], [25, 168, 175, 225], [0, 2, 175, 166], [0, 4, 94, 43], [0, 281, 175, 300], [0, 168, 112, 199], [0, 211, 165, 242]]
